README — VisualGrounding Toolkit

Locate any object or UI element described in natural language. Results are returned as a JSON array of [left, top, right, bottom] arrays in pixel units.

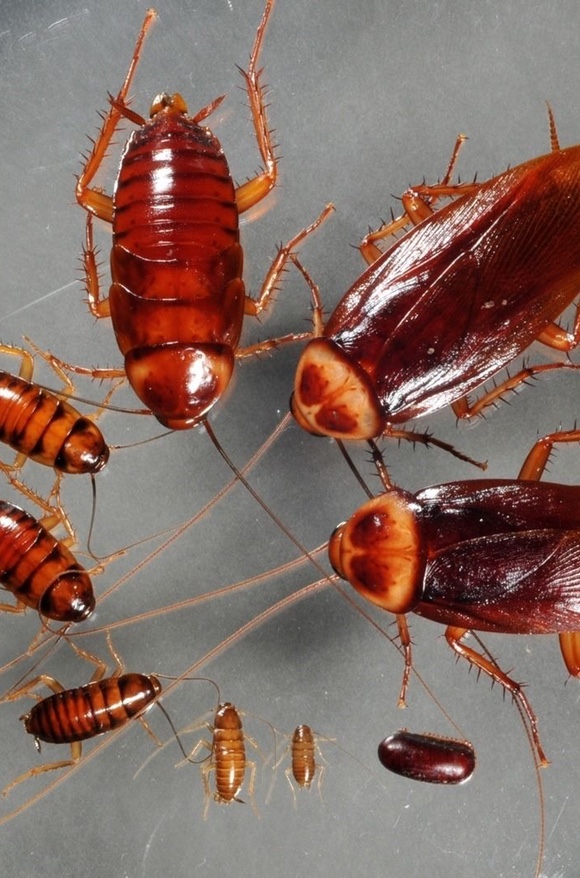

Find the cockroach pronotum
[[73, 1, 330, 430], [1, 672, 161, 796], [0, 343, 108, 476], [291, 115, 580, 452], [328, 427, 580, 768], [377, 730, 476, 785], [0, 500, 94, 623]]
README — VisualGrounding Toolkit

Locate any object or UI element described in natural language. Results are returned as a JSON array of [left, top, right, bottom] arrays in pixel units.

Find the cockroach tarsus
[[71, 0, 331, 430], [291, 111, 580, 457], [377, 730, 476, 785]]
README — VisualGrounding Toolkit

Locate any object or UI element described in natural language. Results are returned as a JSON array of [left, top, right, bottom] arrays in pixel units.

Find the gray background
[[0, 1, 578, 876]]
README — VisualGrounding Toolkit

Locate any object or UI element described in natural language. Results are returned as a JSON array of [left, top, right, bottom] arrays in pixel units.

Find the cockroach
[[1, 672, 160, 796], [328, 427, 580, 767], [0, 629, 210, 797], [289, 724, 317, 790], [291, 115, 580, 448], [188, 701, 256, 816], [377, 730, 476, 785], [0, 343, 108, 476], [0, 500, 94, 623], [74, 2, 330, 430]]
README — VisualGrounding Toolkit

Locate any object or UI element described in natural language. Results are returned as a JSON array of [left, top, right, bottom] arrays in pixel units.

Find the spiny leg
[[517, 426, 580, 678], [451, 362, 580, 420], [236, 204, 333, 355], [234, 1, 278, 213], [76, 9, 156, 222], [359, 134, 474, 264]]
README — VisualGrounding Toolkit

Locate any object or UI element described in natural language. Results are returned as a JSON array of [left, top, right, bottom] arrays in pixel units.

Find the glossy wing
[[415, 479, 580, 552], [326, 146, 580, 421], [417, 528, 580, 634]]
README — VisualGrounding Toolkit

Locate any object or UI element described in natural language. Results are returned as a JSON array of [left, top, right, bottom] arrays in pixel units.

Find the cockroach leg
[[231, 0, 278, 214], [76, 11, 155, 225], [444, 625, 548, 767], [358, 134, 472, 263], [237, 203, 333, 347]]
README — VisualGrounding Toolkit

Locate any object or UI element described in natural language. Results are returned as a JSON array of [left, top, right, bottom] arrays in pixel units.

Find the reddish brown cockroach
[[0, 630, 216, 797], [0, 343, 108, 476], [377, 730, 476, 785], [74, 1, 329, 430], [291, 117, 580, 447], [0, 500, 94, 623], [1, 672, 160, 795], [329, 428, 580, 767]]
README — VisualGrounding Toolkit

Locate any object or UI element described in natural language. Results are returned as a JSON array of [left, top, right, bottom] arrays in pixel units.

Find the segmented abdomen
[[24, 674, 161, 744], [0, 371, 108, 474], [0, 501, 94, 622], [291, 724, 316, 787], [114, 113, 239, 262]]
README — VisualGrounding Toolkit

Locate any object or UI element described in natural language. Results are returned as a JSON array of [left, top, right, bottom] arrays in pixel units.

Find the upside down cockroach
[[377, 730, 476, 785], [328, 427, 580, 767], [291, 114, 580, 450], [73, 1, 330, 430], [0, 499, 94, 623]]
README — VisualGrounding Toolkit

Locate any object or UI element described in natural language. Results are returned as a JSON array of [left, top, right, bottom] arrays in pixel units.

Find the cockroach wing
[[415, 479, 580, 552], [325, 146, 580, 422], [416, 529, 580, 635]]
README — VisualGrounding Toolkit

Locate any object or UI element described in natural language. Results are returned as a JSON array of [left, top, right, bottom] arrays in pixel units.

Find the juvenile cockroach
[[0, 635, 207, 796], [0, 343, 108, 477], [289, 724, 317, 790], [71, 1, 330, 430], [0, 500, 94, 623], [1, 671, 160, 796], [187, 701, 258, 817], [266, 723, 327, 806]]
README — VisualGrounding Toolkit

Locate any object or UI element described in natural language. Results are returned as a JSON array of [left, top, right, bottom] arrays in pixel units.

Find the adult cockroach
[[291, 116, 580, 449], [377, 730, 476, 785], [0, 500, 94, 623], [73, 2, 330, 429], [328, 427, 580, 767]]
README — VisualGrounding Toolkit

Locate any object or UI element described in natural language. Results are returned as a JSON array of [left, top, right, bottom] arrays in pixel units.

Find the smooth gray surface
[[0, 1, 578, 876]]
